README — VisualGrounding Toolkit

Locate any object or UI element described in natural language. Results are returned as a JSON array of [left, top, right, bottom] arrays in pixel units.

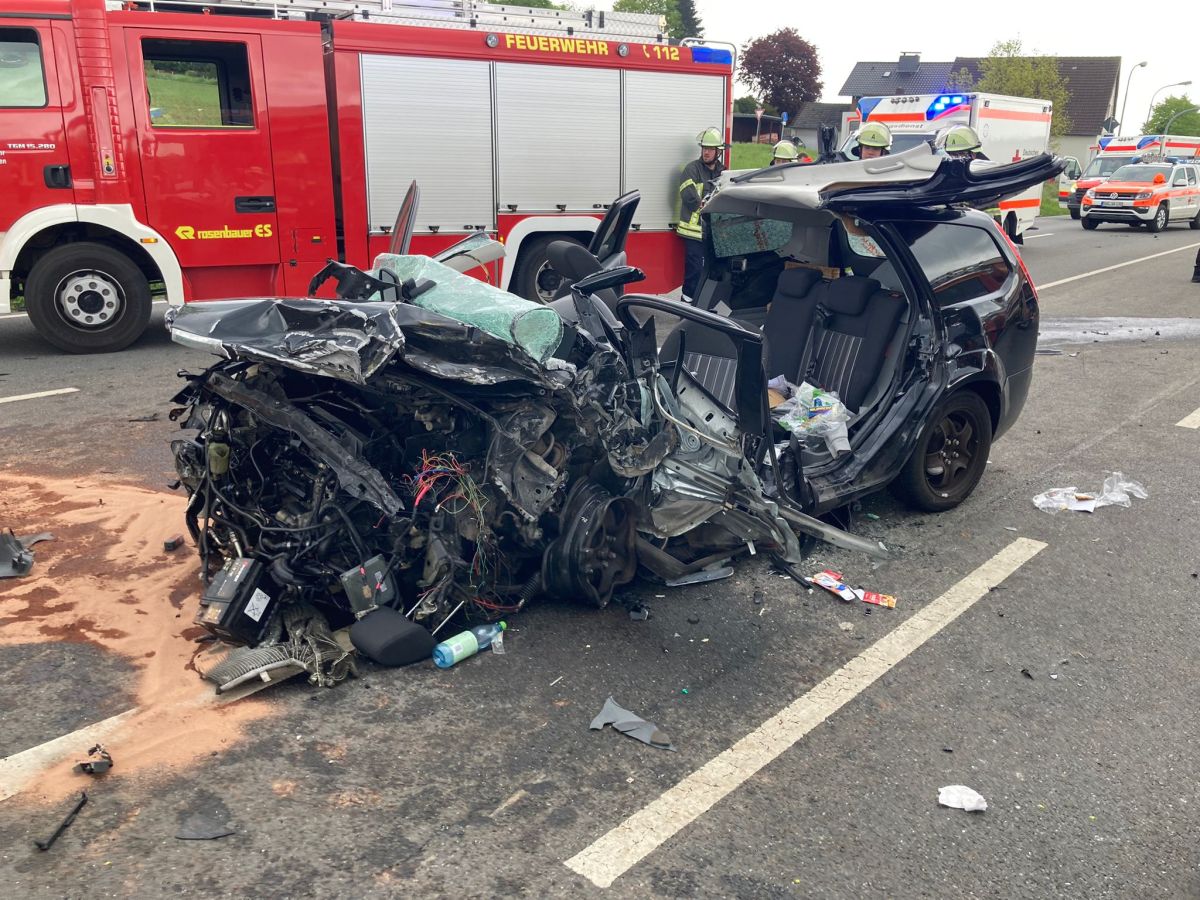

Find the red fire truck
[[0, 0, 733, 352]]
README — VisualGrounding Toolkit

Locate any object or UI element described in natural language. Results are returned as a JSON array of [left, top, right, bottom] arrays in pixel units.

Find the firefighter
[[676, 127, 726, 300], [943, 124, 988, 160], [771, 140, 800, 165], [853, 121, 892, 159]]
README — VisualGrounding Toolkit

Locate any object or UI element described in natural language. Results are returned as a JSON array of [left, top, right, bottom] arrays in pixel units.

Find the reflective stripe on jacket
[[675, 157, 725, 240]]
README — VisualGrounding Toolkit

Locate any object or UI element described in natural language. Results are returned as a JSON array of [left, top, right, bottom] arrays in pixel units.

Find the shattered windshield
[[709, 213, 793, 258], [1107, 164, 1172, 183]]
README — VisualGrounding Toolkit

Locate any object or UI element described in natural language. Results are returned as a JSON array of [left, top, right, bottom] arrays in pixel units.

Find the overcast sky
[[680, 1, 1197, 133]]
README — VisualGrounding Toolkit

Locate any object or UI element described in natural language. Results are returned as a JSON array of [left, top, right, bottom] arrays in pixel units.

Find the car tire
[[511, 235, 584, 304], [25, 242, 152, 354], [1069, 208, 1081, 220], [1081, 217, 1099, 230], [892, 391, 993, 513], [1147, 203, 1169, 233], [1190, 207, 1200, 230]]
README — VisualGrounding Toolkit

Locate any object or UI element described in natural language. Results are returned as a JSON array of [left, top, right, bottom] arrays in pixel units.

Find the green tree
[[677, 0, 703, 37], [613, 0, 683, 37], [975, 39, 1072, 137], [1143, 95, 1200, 135], [945, 67, 975, 91], [734, 95, 778, 116], [521, 0, 568, 7], [738, 28, 822, 122]]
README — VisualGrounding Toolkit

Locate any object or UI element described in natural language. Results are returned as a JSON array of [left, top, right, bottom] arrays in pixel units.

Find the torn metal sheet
[[590, 696, 676, 752], [0, 530, 53, 578]]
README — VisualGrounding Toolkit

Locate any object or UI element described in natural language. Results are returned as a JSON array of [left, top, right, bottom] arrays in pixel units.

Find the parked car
[[165, 145, 1061, 688], [1080, 162, 1200, 232]]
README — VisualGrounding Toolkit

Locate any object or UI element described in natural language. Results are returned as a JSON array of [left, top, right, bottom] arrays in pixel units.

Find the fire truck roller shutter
[[623, 71, 726, 230], [361, 55, 495, 235], [495, 63, 620, 212]]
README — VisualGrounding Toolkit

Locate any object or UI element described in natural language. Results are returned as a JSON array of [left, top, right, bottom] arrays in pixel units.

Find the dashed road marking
[[1038, 241, 1200, 290], [0, 387, 79, 405], [1177, 405, 1200, 429], [564, 538, 1048, 888]]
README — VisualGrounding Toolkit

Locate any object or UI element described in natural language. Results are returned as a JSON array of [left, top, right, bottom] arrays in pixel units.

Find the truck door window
[[0, 28, 47, 108], [142, 39, 254, 128], [1188, 168, 1197, 186]]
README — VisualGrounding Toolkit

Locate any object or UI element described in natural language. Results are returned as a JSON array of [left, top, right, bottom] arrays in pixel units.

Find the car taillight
[[992, 219, 1038, 301]]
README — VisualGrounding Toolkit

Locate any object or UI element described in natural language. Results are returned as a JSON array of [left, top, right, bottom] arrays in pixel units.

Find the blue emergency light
[[689, 46, 733, 66]]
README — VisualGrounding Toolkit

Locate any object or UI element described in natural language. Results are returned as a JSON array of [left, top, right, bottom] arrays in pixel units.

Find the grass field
[[1040, 180, 1068, 216], [146, 69, 225, 127], [730, 142, 813, 170]]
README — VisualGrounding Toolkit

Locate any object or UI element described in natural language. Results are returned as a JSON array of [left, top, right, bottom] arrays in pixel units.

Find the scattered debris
[[350, 605, 435, 667], [488, 789, 529, 819], [1050, 673, 1060, 680], [1033, 472, 1147, 514], [1021, 668, 1034, 679], [1004, 526, 1018, 532], [865, 513, 881, 521], [628, 604, 650, 622], [752, 590, 765, 606], [0, 530, 53, 579], [942, 747, 954, 753], [665, 566, 734, 587], [73, 745, 113, 776], [1035, 348, 1063, 356], [687, 615, 700, 625], [127, 412, 161, 423], [35, 793, 87, 851], [163, 533, 186, 552], [806, 570, 897, 609], [590, 696, 676, 751], [939, 785, 987, 812], [549, 676, 564, 687], [838, 622, 855, 633], [176, 813, 236, 841]]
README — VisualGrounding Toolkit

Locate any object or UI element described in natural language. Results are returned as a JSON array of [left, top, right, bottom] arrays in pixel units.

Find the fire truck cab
[[0, 0, 732, 353]]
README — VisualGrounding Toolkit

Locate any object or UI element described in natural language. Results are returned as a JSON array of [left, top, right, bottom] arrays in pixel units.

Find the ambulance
[[841, 92, 1052, 240], [1064, 134, 1200, 219]]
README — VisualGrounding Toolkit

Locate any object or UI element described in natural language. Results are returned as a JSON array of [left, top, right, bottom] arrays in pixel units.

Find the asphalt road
[[1, 218, 1198, 898]]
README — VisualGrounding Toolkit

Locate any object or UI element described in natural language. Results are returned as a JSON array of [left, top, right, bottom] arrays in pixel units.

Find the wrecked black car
[[167, 145, 1062, 689]]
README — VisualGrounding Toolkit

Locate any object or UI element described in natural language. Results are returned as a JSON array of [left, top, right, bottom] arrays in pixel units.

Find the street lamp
[[1161, 106, 1200, 158], [1117, 61, 1147, 133], [1146, 80, 1193, 128]]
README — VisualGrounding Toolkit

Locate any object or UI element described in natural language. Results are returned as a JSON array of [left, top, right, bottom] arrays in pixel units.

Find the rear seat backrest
[[804, 276, 905, 411], [762, 267, 822, 380]]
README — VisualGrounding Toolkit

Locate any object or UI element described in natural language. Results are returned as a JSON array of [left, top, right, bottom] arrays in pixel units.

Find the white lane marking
[[1177, 406, 1200, 428], [0, 387, 79, 405], [1038, 241, 1200, 290], [565, 538, 1048, 889], [0, 709, 136, 803]]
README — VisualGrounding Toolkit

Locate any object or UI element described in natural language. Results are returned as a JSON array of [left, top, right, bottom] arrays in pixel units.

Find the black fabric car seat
[[799, 276, 905, 411], [662, 266, 823, 410]]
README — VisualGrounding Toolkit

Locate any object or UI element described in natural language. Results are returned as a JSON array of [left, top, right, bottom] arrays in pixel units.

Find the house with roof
[[836, 52, 1121, 164]]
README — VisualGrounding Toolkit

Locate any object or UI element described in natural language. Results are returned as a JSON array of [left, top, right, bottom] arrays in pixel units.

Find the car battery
[[196, 557, 275, 645]]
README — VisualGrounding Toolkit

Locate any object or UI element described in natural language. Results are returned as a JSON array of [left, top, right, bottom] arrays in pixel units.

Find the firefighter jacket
[[675, 157, 726, 240]]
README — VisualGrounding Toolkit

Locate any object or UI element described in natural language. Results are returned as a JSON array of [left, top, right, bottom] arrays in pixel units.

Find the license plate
[[1099, 200, 1123, 207]]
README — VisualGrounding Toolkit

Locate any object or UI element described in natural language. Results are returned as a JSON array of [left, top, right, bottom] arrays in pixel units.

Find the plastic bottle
[[432, 621, 506, 669]]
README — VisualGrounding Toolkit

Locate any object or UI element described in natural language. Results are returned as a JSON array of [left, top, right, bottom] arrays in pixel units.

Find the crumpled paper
[[1032, 472, 1147, 514], [938, 785, 987, 812]]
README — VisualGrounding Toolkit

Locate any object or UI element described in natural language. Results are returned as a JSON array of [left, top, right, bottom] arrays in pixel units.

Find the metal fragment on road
[[590, 696, 676, 752], [938, 785, 987, 812]]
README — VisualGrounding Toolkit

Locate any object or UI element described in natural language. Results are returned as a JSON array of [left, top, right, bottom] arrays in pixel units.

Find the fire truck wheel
[[512, 235, 583, 304], [1147, 203, 1169, 233], [1069, 208, 1081, 220], [25, 243, 152, 354]]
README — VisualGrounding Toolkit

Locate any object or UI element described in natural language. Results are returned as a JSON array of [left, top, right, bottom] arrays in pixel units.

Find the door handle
[[235, 196, 276, 213], [44, 165, 72, 189]]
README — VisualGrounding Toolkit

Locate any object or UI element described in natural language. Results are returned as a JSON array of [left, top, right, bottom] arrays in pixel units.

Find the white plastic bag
[[1096, 472, 1148, 508], [777, 382, 852, 455], [1033, 472, 1147, 514]]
